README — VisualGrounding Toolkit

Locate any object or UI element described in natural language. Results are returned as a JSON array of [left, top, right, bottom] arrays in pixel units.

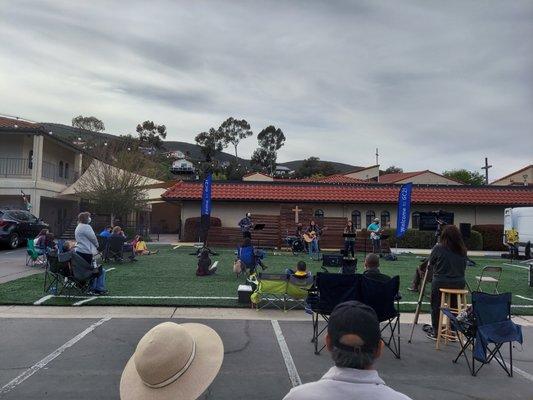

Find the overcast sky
[[1, 0, 532, 179]]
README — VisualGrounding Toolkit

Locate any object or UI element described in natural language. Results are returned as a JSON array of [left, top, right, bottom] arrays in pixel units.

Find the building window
[[58, 161, 64, 177], [64, 162, 69, 179], [314, 209, 324, 218], [351, 210, 361, 229], [28, 150, 33, 170], [381, 211, 391, 228], [412, 212, 420, 229], [366, 210, 375, 227]]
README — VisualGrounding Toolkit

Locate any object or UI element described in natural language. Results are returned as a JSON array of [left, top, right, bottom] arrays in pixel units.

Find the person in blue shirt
[[367, 218, 382, 254], [99, 226, 112, 238]]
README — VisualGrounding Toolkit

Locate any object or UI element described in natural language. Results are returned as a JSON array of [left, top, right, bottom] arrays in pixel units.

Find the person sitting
[[408, 258, 432, 292], [134, 236, 159, 255], [362, 253, 391, 283], [111, 226, 137, 262], [35, 230, 56, 255], [282, 301, 412, 400], [99, 226, 112, 238], [286, 260, 311, 278], [196, 249, 218, 276], [238, 238, 267, 274]]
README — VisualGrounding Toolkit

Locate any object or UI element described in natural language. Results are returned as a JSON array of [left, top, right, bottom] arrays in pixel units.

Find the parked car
[[0, 209, 49, 249]]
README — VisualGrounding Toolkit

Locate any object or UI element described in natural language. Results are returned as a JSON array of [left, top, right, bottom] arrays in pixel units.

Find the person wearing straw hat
[[120, 322, 224, 400]]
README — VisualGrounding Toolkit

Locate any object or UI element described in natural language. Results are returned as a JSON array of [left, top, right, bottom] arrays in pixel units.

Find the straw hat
[[120, 322, 224, 400]]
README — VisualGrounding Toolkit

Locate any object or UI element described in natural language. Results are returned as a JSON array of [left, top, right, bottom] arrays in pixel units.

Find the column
[[31, 134, 44, 182]]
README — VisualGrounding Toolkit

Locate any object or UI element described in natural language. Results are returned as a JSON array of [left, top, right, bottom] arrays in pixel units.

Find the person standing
[[21, 192, 32, 213], [306, 220, 321, 259], [426, 225, 467, 340], [283, 301, 412, 400], [343, 220, 356, 257], [367, 218, 382, 254], [238, 212, 253, 238], [74, 212, 107, 295]]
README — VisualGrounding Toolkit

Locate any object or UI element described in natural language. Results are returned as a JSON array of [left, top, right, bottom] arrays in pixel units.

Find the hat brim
[[120, 323, 224, 400]]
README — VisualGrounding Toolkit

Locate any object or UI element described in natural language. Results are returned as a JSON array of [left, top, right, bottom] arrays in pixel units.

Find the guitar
[[303, 227, 328, 243], [369, 228, 384, 240]]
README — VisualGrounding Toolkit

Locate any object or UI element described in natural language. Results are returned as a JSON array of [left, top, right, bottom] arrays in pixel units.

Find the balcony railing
[[0, 158, 32, 177], [41, 161, 79, 185]]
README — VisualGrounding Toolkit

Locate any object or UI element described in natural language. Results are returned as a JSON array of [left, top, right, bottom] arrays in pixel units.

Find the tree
[[74, 154, 150, 224], [384, 165, 403, 174], [251, 148, 276, 173], [443, 169, 485, 185], [72, 115, 105, 132], [295, 157, 337, 178], [218, 117, 253, 161], [252, 125, 286, 174], [194, 128, 228, 162], [136, 120, 167, 149]]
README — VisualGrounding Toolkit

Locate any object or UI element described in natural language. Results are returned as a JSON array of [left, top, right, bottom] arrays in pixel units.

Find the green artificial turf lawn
[[1, 245, 532, 314]]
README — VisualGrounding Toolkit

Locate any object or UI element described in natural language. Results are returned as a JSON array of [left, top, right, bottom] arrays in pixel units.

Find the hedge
[[378, 228, 483, 251], [472, 224, 507, 251], [183, 217, 221, 242]]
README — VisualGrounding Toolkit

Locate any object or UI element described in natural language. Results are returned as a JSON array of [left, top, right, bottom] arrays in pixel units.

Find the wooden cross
[[481, 157, 492, 185], [292, 205, 302, 223]]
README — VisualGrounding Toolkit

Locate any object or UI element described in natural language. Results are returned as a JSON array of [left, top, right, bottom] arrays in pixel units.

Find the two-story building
[[0, 116, 83, 235]]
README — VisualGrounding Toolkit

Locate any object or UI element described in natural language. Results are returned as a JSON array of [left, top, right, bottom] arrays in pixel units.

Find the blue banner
[[396, 183, 412, 238], [201, 173, 212, 216]]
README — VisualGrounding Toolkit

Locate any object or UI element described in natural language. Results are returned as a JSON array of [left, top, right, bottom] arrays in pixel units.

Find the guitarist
[[305, 220, 322, 258], [367, 217, 383, 254]]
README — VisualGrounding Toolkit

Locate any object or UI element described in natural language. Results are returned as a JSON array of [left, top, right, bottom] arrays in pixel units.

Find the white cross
[[292, 206, 302, 224]]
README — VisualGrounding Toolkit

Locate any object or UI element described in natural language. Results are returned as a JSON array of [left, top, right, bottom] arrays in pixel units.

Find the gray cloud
[[0, 0, 532, 179]]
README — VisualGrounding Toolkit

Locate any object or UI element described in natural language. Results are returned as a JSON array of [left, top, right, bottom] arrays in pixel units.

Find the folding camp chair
[[43, 251, 69, 294], [443, 291, 522, 376], [285, 274, 314, 311], [97, 235, 109, 260], [251, 273, 288, 310], [475, 266, 502, 294], [361, 275, 401, 358], [25, 239, 47, 267], [310, 272, 361, 354], [106, 236, 126, 262]]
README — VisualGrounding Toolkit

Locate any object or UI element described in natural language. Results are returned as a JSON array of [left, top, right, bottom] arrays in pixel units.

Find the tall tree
[[218, 117, 253, 161], [136, 120, 167, 149], [384, 165, 403, 174], [194, 127, 228, 162], [295, 157, 337, 178], [72, 115, 105, 132], [443, 169, 485, 185], [252, 125, 285, 174]]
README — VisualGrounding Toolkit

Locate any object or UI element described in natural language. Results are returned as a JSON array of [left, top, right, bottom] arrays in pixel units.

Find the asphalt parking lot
[[0, 314, 532, 400]]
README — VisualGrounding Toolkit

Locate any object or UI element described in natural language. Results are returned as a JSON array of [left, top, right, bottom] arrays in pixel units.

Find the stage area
[[0, 246, 532, 313], [0, 312, 532, 399]]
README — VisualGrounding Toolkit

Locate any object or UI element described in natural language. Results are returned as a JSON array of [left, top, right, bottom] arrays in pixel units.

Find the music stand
[[253, 223, 265, 248]]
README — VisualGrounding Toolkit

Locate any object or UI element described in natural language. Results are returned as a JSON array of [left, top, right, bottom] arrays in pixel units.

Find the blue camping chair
[[308, 272, 361, 354], [361, 275, 401, 358], [443, 292, 522, 376]]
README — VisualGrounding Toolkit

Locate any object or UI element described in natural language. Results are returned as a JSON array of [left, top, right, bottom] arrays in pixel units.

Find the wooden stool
[[436, 288, 469, 350]]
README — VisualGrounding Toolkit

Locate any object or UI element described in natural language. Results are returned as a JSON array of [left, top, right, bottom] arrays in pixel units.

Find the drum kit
[[284, 235, 305, 255]]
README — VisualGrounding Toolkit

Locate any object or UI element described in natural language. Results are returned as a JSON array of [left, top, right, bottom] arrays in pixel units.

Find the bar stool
[[436, 288, 469, 350]]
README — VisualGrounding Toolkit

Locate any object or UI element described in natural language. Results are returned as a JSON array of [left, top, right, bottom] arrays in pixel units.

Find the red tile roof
[[162, 181, 533, 206], [378, 171, 426, 183], [315, 174, 367, 184], [0, 116, 41, 130]]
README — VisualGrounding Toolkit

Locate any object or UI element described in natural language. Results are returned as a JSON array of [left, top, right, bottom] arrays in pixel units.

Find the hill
[[278, 159, 363, 173]]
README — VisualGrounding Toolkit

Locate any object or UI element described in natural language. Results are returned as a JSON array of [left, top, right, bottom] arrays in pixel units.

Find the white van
[[504, 207, 533, 252]]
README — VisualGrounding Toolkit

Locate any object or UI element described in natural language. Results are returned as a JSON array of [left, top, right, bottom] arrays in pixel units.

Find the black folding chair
[[97, 235, 109, 260], [106, 236, 125, 262], [361, 275, 401, 358], [444, 291, 522, 376], [309, 272, 361, 354], [43, 251, 70, 295]]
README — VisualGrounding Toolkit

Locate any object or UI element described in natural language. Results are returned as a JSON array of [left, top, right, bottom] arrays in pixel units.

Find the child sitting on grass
[[134, 236, 159, 256], [196, 249, 218, 276]]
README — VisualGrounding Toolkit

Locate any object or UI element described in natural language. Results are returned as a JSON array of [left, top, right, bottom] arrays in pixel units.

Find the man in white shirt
[[283, 301, 412, 400]]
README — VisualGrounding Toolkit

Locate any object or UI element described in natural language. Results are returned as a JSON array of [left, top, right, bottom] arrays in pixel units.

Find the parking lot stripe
[[271, 320, 302, 387], [33, 294, 54, 305], [513, 365, 533, 382], [0, 317, 111, 396]]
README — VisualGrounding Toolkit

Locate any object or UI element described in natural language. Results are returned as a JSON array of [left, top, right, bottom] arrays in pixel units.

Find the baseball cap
[[328, 301, 381, 354]]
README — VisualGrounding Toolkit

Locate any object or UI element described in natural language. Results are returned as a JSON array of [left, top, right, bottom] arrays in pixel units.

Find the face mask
[[87, 217, 92, 224]]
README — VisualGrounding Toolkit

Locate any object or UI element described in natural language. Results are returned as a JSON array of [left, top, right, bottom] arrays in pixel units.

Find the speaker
[[460, 223, 471, 239]]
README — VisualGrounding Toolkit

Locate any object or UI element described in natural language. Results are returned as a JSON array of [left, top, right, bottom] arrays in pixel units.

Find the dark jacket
[[429, 244, 466, 283]]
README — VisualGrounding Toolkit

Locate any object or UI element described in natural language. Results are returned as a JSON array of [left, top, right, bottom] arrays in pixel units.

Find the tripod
[[408, 267, 430, 343]]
